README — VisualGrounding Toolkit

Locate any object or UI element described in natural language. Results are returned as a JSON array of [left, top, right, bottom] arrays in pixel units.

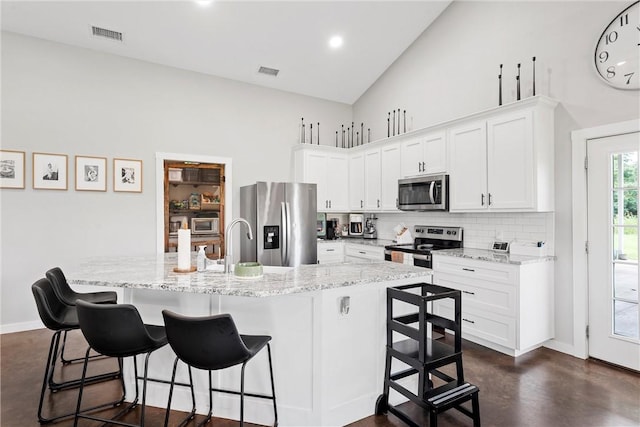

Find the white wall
[[0, 32, 351, 331], [353, 1, 640, 352]]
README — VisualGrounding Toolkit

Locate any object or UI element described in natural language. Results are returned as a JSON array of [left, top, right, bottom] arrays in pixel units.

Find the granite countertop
[[434, 248, 555, 265], [67, 253, 430, 297]]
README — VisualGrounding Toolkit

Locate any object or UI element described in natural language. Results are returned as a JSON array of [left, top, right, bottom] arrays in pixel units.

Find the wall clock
[[594, 1, 639, 90]]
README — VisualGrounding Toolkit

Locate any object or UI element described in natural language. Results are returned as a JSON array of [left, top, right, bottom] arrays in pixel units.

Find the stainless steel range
[[384, 225, 463, 268]]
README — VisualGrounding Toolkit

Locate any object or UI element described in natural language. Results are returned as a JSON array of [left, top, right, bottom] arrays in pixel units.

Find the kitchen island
[[68, 254, 431, 427]]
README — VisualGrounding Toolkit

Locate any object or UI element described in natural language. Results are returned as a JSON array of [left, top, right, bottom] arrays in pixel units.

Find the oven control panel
[[414, 226, 463, 241]]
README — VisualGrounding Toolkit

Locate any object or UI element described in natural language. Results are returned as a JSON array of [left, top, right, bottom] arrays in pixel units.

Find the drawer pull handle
[[462, 268, 475, 272], [326, 249, 335, 252], [463, 318, 475, 324], [462, 290, 475, 295], [359, 251, 366, 254]]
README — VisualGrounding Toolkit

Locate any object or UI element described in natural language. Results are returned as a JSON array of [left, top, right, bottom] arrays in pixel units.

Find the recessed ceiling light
[[195, 0, 213, 7], [329, 35, 343, 49]]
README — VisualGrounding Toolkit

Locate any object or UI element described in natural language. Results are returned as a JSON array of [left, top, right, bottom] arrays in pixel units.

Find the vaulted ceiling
[[1, 1, 451, 104]]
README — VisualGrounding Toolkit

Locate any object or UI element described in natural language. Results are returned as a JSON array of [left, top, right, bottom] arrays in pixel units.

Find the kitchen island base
[[120, 276, 428, 426]]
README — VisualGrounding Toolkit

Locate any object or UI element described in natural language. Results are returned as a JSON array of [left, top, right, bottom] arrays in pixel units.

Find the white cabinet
[[380, 143, 401, 210], [348, 151, 365, 211], [448, 121, 487, 211], [364, 143, 401, 211], [317, 241, 345, 264], [344, 243, 384, 263], [400, 131, 447, 177], [432, 253, 554, 357], [364, 149, 381, 210], [448, 98, 556, 212], [294, 147, 348, 212]]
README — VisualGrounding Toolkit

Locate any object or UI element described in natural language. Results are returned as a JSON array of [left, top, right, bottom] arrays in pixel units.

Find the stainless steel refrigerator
[[240, 182, 317, 266]]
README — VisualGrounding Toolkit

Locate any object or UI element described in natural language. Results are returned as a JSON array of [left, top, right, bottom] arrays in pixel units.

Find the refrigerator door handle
[[285, 202, 292, 265], [281, 202, 288, 265]]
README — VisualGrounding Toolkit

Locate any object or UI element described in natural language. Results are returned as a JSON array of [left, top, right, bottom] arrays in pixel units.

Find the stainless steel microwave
[[397, 174, 449, 211]]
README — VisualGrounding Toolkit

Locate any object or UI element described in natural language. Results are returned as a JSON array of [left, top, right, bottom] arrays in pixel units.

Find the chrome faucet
[[224, 218, 254, 273]]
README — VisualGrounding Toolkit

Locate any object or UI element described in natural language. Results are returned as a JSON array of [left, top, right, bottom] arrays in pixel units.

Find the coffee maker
[[326, 219, 338, 240], [363, 214, 377, 239]]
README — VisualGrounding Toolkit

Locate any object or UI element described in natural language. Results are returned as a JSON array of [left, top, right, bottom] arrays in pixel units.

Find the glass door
[[587, 132, 640, 371]]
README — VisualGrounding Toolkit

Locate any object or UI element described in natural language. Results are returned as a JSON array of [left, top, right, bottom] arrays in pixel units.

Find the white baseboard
[[1, 320, 43, 334], [543, 339, 581, 358]]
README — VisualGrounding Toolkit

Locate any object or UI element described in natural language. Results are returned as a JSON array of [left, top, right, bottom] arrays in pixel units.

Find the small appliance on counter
[[349, 213, 364, 236], [317, 213, 327, 239], [363, 214, 377, 240], [326, 219, 338, 240]]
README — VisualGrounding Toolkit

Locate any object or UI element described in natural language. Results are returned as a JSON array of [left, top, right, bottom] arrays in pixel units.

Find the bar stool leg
[[267, 343, 278, 426], [240, 362, 247, 427]]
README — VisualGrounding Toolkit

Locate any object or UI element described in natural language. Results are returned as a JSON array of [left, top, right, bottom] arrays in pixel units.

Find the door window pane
[[612, 226, 638, 261], [613, 190, 638, 223], [614, 263, 638, 302], [612, 152, 638, 187], [614, 300, 639, 339]]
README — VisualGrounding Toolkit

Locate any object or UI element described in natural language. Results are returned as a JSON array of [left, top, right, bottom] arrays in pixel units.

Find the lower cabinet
[[432, 253, 554, 357], [344, 243, 384, 263], [317, 242, 345, 264]]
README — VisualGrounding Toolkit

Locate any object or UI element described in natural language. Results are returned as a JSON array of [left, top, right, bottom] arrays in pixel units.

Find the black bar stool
[[31, 278, 123, 424], [162, 310, 278, 427], [46, 267, 118, 364], [74, 301, 195, 427]]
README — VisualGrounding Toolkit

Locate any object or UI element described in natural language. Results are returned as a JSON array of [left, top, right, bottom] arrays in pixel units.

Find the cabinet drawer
[[434, 273, 516, 317], [344, 244, 383, 260], [434, 301, 516, 349], [433, 255, 517, 284]]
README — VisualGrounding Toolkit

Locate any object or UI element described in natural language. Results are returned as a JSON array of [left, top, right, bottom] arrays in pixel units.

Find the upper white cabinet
[[293, 146, 348, 212], [293, 96, 557, 215], [348, 152, 365, 211], [364, 143, 401, 211], [400, 131, 447, 177], [364, 148, 381, 210], [448, 97, 557, 212]]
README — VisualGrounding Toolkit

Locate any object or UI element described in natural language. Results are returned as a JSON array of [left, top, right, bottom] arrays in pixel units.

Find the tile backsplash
[[372, 212, 555, 255]]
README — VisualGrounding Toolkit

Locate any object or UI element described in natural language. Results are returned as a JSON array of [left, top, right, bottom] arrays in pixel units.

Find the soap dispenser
[[197, 245, 207, 272]]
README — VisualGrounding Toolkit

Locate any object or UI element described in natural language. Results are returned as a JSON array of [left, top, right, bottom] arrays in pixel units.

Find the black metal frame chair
[[45, 267, 117, 364], [162, 310, 278, 427], [73, 301, 195, 427], [31, 278, 123, 424]]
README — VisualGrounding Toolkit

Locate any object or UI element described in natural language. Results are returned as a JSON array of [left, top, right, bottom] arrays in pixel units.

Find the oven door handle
[[413, 254, 431, 261], [429, 181, 436, 204]]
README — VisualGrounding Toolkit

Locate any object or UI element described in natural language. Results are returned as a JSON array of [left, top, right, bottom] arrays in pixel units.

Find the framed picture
[[33, 152, 68, 190], [0, 150, 26, 189], [75, 155, 107, 191], [113, 158, 143, 193]]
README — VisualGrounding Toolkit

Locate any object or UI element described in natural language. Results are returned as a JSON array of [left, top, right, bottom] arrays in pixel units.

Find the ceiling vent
[[258, 66, 279, 77], [91, 26, 123, 42]]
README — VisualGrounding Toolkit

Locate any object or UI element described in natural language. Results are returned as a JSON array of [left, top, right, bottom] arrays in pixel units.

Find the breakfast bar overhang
[[68, 254, 431, 427]]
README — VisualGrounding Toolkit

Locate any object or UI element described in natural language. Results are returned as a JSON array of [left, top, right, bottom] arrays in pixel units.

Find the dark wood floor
[[2, 328, 639, 427]]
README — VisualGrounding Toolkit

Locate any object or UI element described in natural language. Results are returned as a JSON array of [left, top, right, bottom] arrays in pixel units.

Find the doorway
[[155, 153, 232, 256], [587, 132, 639, 370]]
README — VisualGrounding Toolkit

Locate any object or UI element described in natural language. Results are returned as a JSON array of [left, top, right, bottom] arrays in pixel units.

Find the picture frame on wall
[[33, 152, 68, 190], [0, 150, 26, 189], [75, 155, 107, 192], [113, 158, 142, 193]]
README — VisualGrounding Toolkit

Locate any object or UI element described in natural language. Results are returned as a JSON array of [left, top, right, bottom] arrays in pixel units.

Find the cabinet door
[[380, 143, 401, 210], [487, 110, 534, 210], [400, 138, 424, 177], [364, 149, 381, 210], [349, 152, 365, 211], [305, 152, 328, 210], [423, 131, 447, 174], [448, 121, 487, 211], [326, 153, 349, 211]]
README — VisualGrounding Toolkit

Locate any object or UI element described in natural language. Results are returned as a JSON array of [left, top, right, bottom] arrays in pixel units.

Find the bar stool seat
[[73, 300, 188, 427], [31, 278, 123, 424], [162, 310, 278, 427]]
